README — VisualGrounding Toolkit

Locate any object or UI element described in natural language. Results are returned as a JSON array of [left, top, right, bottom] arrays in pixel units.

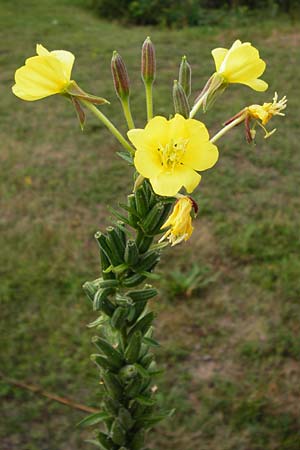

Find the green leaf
[[142, 336, 160, 347], [141, 271, 161, 280], [116, 151, 134, 165], [136, 395, 156, 406], [87, 315, 108, 328], [134, 363, 150, 378], [85, 439, 103, 448], [78, 412, 111, 427]]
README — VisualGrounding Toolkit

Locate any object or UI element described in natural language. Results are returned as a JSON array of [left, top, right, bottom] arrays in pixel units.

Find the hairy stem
[[81, 100, 135, 155]]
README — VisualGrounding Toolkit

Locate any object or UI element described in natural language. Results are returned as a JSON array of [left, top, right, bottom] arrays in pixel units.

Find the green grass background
[[1, 1, 300, 449]]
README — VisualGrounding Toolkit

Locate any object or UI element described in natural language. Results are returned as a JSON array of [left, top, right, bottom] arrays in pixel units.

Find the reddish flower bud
[[141, 37, 156, 84], [111, 51, 130, 100]]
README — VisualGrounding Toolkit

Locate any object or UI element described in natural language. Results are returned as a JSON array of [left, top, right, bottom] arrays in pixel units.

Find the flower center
[[158, 138, 189, 171]]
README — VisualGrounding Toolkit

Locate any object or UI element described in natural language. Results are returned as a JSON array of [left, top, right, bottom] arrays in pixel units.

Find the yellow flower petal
[[128, 129, 150, 150], [150, 166, 201, 197], [239, 78, 268, 92], [130, 115, 216, 197], [36, 44, 50, 56], [14, 57, 65, 99], [160, 197, 195, 246], [211, 48, 228, 72], [183, 140, 219, 171], [12, 44, 74, 101], [144, 115, 169, 147], [134, 148, 162, 178], [212, 40, 268, 93], [169, 114, 189, 140], [51, 50, 75, 80]]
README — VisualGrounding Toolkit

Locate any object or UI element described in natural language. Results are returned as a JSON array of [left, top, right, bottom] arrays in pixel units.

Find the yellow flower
[[127, 114, 218, 197], [12, 44, 75, 101], [212, 40, 268, 92], [160, 197, 194, 246], [247, 92, 287, 139]]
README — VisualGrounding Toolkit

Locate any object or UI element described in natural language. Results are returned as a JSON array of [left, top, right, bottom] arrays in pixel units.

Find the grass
[[1, 1, 300, 449]]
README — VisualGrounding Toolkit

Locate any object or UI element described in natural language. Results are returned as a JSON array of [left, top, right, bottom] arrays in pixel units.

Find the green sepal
[[91, 354, 116, 372], [111, 306, 129, 330], [98, 431, 116, 450], [179, 55, 192, 98], [124, 240, 139, 266], [102, 371, 123, 401], [110, 419, 126, 446], [128, 312, 155, 339], [127, 287, 158, 302], [104, 398, 121, 416], [125, 331, 142, 363], [118, 364, 138, 383], [67, 81, 109, 105], [92, 337, 124, 369], [118, 407, 134, 430], [77, 411, 111, 428], [173, 80, 190, 119], [129, 429, 145, 450], [126, 375, 144, 398]]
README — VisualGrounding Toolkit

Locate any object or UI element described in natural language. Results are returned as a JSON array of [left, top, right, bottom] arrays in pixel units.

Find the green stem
[[81, 100, 135, 155], [122, 97, 135, 130], [145, 83, 153, 121], [210, 115, 246, 144], [189, 92, 206, 118]]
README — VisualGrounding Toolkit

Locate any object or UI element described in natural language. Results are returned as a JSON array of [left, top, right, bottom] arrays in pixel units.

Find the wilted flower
[[127, 114, 218, 197], [160, 196, 196, 246]]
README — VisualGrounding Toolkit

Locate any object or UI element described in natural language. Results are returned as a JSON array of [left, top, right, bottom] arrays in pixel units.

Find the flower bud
[[179, 56, 192, 98], [141, 36, 156, 84], [173, 80, 190, 119], [111, 51, 130, 100]]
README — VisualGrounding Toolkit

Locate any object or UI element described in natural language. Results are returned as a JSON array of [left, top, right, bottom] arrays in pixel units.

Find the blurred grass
[[1, 0, 300, 449]]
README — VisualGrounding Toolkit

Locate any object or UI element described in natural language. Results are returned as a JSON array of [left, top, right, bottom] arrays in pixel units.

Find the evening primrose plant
[[13, 37, 286, 450]]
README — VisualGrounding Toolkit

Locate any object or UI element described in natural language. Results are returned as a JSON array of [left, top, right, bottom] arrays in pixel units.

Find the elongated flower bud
[[173, 80, 190, 119], [179, 56, 192, 98], [111, 51, 130, 100], [141, 37, 156, 84]]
